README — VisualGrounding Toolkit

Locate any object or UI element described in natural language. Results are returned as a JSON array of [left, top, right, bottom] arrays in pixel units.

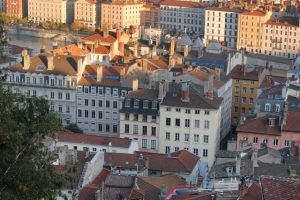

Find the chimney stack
[[119, 42, 125, 57], [116, 28, 121, 44], [170, 37, 175, 56], [183, 45, 189, 57], [215, 68, 221, 81], [47, 55, 54, 70], [103, 30, 109, 38], [132, 78, 139, 91], [134, 42, 139, 57], [40, 44, 46, 53], [158, 81, 167, 100], [97, 66, 103, 82], [52, 41, 58, 50], [22, 49, 30, 70], [181, 82, 190, 102]]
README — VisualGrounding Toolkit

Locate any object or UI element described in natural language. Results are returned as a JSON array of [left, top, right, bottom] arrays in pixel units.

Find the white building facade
[[160, 1, 206, 35], [159, 83, 222, 168], [204, 7, 240, 48]]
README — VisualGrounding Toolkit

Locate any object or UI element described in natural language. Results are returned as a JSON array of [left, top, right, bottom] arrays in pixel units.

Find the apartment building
[[76, 65, 132, 135], [237, 10, 271, 53], [0, 0, 6, 13], [261, 17, 300, 59], [28, 0, 75, 24], [101, 0, 144, 29], [230, 64, 269, 125], [204, 6, 242, 48], [4, 49, 83, 126], [6, 0, 26, 18], [140, 2, 160, 28], [160, 0, 206, 35], [119, 81, 161, 152], [159, 83, 222, 168], [74, 0, 100, 29]]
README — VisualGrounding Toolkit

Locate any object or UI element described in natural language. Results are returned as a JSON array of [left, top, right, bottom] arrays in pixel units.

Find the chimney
[[97, 66, 103, 82], [205, 91, 214, 100], [52, 41, 58, 50], [204, 74, 214, 100], [22, 49, 30, 70], [251, 150, 258, 167], [78, 41, 83, 49], [158, 81, 166, 100], [47, 55, 54, 70], [134, 42, 139, 57], [77, 58, 83, 76], [181, 82, 190, 102], [215, 68, 221, 81], [120, 67, 126, 80], [170, 37, 175, 56], [183, 45, 189, 57], [144, 158, 149, 176], [132, 78, 139, 91], [40, 44, 46, 53], [119, 42, 125, 57], [142, 59, 148, 72], [103, 30, 109, 38], [116, 28, 121, 44], [110, 43, 115, 58]]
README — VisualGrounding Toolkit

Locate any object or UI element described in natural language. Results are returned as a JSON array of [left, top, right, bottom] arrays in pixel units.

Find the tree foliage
[[65, 123, 83, 133], [0, 82, 63, 199]]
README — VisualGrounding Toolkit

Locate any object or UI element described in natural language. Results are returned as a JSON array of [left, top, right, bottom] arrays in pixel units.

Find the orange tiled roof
[[161, 0, 206, 8], [241, 10, 266, 16], [84, 33, 117, 44]]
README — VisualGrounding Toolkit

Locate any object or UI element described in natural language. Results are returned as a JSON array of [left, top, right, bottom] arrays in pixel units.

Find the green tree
[[0, 82, 63, 199], [65, 123, 83, 133]]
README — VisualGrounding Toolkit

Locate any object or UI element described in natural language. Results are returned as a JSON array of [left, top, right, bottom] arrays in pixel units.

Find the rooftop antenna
[[149, 25, 152, 45]]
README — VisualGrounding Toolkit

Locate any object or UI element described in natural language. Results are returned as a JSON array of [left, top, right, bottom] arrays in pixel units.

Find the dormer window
[[265, 104, 271, 112], [268, 118, 275, 126], [152, 101, 157, 110], [275, 104, 280, 112], [125, 99, 131, 108], [143, 100, 149, 109]]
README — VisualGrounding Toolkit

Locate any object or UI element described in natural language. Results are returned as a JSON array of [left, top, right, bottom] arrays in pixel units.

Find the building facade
[[0, 0, 6, 13], [160, 0, 205, 35], [76, 65, 131, 135], [28, 0, 75, 24], [159, 83, 222, 168], [140, 3, 160, 28], [261, 18, 300, 59], [6, 0, 25, 18], [101, 0, 143, 29], [4, 49, 80, 126], [204, 7, 241, 48], [237, 10, 271, 53], [74, 0, 100, 29], [119, 86, 161, 152]]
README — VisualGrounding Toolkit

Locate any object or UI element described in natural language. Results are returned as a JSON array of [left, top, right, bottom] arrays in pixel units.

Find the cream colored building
[[74, 0, 100, 29], [28, 0, 75, 24], [237, 10, 272, 53], [159, 83, 223, 168], [101, 0, 143, 29], [262, 18, 300, 59]]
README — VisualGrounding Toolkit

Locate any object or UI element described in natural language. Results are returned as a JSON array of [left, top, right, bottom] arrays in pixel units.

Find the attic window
[[35, 66, 45, 71], [268, 118, 275, 126]]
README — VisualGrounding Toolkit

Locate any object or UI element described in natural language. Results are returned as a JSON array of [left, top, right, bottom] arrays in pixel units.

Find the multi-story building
[[230, 64, 269, 125], [237, 10, 271, 53], [74, 0, 100, 29], [119, 81, 162, 152], [76, 65, 132, 135], [204, 6, 242, 48], [6, 0, 26, 18], [4, 49, 83, 126], [0, 0, 6, 13], [159, 82, 222, 168], [28, 0, 75, 24], [101, 0, 144, 29], [140, 2, 160, 28], [261, 17, 300, 59], [160, 0, 206, 35]]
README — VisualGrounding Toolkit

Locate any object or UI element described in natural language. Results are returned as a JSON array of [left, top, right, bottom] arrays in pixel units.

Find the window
[[204, 135, 209, 143], [151, 116, 157, 123], [185, 109, 190, 114], [66, 93, 70, 100], [253, 137, 258, 144], [151, 140, 156, 150], [194, 134, 199, 142], [151, 127, 156, 136], [175, 147, 179, 152], [105, 112, 110, 120], [125, 99, 130, 107], [165, 146, 170, 154], [113, 101, 118, 109], [50, 92, 54, 99], [91, 100, 95, 106], [58, 92, 62, 99], [263, 138, 268, 144], [242, 87, 247, 93], [273, 139, 279, 146], [98, 100, 102, 107], [166, 107, 171, 111], [133, 125, 138, 134], [166, 118, 171, 126], [195, 120, 200, 128], [175, 119, 180, 127], [98, 111, 103, 119], [142, 126, 147, 135], [284, 140, 290, 147], [91, 110, 95, 118], [143, 101, 148, 109], [106, 124, 110, 132], [242, 97, 246, 104], [92, 148, 97, 152], [234, 96, 239, 103], [265, 104, 271, 112], [98, 124, 103, 132], [134, 114, 138, 121], [142, 114, 147, 122], [185, 119, 190, 127], [204, 111, 210, 115], [275, 104, 280, 112], [78, 109, 82, 117], [184, 134, 189, 142], [113, 124, 118, 133], [204, 120, 209, 129], [195, 110, 200, 114], [125, 124, 129, 133], [235, 86, 239, 93], [165, 132, 170, 140], [84, 99, 88, 106], [193, 148, 199, 156], [84, 110, 89, 118], [203, 149, 208, 157], [250, 98, 254, 104], [142, 139, 147, 149], [250, 88, 254, 94], [73, 146, 77, 150], [176, 108, 181, 112], [175, 133, 180, 141], [106, 101, 110, 108]]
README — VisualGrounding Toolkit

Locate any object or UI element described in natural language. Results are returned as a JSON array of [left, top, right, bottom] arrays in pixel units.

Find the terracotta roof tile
[[56, 132, 133, 148], [161, 0, 206, 8], [126, 89, 159, 100], [240, 182, 261, 200], [284, 111, 300, 132], [84, 33, 117, 44], [241, 10, 266, 16], [230, 65, 259, 81]]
